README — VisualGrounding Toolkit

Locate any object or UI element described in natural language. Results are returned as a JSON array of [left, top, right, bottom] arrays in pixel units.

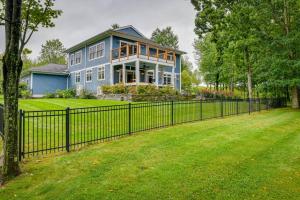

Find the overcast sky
[[0, 0, 198, 67]]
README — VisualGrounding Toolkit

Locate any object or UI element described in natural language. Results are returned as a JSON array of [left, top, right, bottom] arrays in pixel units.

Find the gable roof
[[30, 64, 68, 75], [65, 25, 186, 55], [114, 25, 147, 38]]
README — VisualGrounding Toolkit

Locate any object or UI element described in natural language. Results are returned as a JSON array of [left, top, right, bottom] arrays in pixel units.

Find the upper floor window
[[86, 69, 92, 82], [70, 54, 75, 66], [163, 73, 172, 85], [89, 42, 105, 60], [70, 51, 81, 66], [75, 51, 82, 64], [98, 65, 105, 80], [75, 72, 81, 83]]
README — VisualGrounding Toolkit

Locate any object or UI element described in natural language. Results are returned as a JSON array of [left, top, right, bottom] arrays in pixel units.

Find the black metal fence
[[1, 98, 287, 160]]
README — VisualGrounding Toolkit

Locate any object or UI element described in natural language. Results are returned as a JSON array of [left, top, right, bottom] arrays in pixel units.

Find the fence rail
[[0, 98, 287, 159]]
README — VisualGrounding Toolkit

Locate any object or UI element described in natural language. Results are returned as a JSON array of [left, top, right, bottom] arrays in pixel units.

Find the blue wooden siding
[[116, 27, 144, 38], [31, 73, 68, 95], [69, 64, 111, 93]]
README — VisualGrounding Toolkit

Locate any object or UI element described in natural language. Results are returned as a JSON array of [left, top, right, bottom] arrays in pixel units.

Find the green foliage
[[112, 84, 126, 94], [136, 85, 159, 95], [79, 89, 96, 99], [111, 23, 120, 29], [192, 0, 300, 103], [151, 27, 179, 49], [55, 89, 76, 98], [18, 82, 31, 98], [39, 39, 66, 64], [44, 92, 56, 98]]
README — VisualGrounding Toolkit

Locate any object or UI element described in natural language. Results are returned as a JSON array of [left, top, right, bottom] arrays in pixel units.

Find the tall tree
[[0, 0, 61, 182], [39, 39, 66, 64], [151, 27, 179, 49]]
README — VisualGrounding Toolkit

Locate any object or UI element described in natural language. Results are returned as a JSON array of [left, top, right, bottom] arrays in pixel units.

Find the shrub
[[20, 90, 31, 99], [101, 85, 113, 94], [55, 89, 76, 98], [112, 84, 126, 94], [18, 82, 31, 98], [159, 86, 177, 95], [44, 92, 56, 98], [79, 89, 96, 99], [137, 85, 159, 95]]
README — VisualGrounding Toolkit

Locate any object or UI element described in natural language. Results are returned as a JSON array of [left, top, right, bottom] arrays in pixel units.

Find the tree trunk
[[0, 0, 23, 183], [244, 47, 253, 99], [291, 86, 299, 109]]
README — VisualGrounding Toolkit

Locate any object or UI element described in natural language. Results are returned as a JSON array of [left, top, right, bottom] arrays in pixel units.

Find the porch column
[[155, 64, 159, 87], [135, 60, 140, 85], [172, 67, 175, 87], [122, 63, 126, 84]]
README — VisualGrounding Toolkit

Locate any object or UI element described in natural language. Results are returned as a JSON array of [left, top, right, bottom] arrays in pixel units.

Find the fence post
[[221, 98, 224, 117], [18, 109, 23, 161], [236, 98, 239, 115], [200, 99, 203, 120], [258, 98, 261, 112], [128, 103, 131, 134], [171, 101, 174, 126], [65, 107, 70, 152]]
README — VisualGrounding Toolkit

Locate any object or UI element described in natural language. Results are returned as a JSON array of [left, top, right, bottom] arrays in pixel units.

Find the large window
[[89, 42, 105, 60], [70, 51, 82, 66], [75, 72, 81, 83], [75, 51, 81, 64], [98, 66, 105, 80], [163, 73, 172, 85], [86, 69, 92, 82]]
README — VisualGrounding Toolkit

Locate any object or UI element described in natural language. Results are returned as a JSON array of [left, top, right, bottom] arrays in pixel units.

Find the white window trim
[[75, 71, 81, 83], [163, 72, 172, 85], [89, 42, 105, 61], [75, 51, 82, 65], [86, 69, 92, 83], [69, 54, 75, 67], [97, 65, 105, 81], [70, 50, 82, 66]]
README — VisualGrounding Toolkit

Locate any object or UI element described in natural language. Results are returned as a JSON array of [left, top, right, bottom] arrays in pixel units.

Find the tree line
[[191, 0, 300, 108]]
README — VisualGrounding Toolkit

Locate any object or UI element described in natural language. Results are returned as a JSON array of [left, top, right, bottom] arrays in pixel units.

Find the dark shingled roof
[[30, 64, 68, 75]]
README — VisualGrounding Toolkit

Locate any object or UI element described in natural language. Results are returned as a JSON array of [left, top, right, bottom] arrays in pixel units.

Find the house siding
[[116, 27, 144, 38], [31, 73, 68, 96]]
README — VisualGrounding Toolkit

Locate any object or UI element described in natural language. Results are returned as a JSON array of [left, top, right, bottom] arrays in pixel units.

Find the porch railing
[[111, 42, 176, 65]]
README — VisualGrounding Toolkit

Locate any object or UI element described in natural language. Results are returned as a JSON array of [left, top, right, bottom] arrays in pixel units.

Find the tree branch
[[19, 1, 51, 54]]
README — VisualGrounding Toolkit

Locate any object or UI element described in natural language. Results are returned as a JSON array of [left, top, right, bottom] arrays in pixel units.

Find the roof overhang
[[31, 71, 69, 76]]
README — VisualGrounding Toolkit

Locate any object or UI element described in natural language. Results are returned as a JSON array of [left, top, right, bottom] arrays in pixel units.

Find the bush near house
[[196, 88, 236, 99], [19, 82, 31, 99]]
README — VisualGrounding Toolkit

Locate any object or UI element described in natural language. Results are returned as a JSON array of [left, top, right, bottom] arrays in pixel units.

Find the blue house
[[23, 25, 185, 96]]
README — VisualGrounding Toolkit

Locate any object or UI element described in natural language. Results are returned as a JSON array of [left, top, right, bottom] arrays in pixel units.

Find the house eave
[[31, 71, 69, 76]]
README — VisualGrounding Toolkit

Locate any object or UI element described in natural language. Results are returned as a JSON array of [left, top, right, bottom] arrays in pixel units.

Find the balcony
[[111, 42, 176, 66]]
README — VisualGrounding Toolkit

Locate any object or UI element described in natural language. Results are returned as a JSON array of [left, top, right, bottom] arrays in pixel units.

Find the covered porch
[[111, 60, 175, 87]]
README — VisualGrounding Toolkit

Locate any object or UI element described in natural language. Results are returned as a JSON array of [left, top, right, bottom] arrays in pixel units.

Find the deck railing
[[111, 42, 176, 64]]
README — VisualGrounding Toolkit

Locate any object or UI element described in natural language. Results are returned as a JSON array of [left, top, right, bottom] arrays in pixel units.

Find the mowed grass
[[16, 98, 128, 111], [0, 108, 299, 200]]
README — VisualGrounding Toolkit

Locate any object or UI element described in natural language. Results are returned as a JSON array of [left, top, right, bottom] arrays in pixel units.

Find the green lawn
[[16, 98, 128, 110], [0, 108, 299, 200]]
